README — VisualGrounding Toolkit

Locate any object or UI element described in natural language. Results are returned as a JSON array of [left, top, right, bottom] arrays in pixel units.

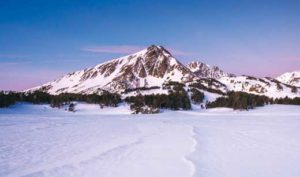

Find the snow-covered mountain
[[277, 70, 300, 87], [28, 45, 195, 95], [219, 76, 299, 98], [186, 61, 231, 79], [26, 45, 300, 99]]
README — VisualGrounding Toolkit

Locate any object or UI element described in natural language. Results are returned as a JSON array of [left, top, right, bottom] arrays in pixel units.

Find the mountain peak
[[25, 47, 299, 99], [186, 61, 230, 79], [186, 61, 210, 72], [147, 44, 161, 50], [28, 45, 194, 94], [145, 45, 172, 57], [277, 70, 300, 87]]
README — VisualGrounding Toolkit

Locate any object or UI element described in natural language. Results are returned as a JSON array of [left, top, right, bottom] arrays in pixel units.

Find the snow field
[[1, 104, 300, 177]]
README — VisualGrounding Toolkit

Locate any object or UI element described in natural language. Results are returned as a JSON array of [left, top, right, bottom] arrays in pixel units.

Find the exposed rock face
[[186, 61, 231, 79], [27, 45, 195, 94]]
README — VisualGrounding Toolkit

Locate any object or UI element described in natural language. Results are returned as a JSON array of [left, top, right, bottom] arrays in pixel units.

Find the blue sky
[[1, 0, 300, 91]]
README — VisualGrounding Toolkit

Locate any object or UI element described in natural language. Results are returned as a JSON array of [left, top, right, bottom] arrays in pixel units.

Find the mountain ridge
[[28, 45, 195, 94], [277, 70, 300, 87], [186, 61, 232, 78], [26, 45, 300, 99]]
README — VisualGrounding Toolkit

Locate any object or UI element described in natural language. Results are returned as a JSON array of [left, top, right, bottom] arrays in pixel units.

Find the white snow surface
[[219, 76, 300, 98], [1, 103, 300, 177], [277, 70, 300, 87]]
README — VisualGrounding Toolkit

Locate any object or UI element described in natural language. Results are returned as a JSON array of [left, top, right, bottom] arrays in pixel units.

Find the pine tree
[[291, 86, 297, 93]]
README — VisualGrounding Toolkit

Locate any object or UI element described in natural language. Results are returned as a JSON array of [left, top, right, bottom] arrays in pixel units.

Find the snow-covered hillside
[[25, 45, 300, 99], [1, 103, 300, 177], [27, 45, 194, 95], [277, 70, 300, 87], [219, 76, 300, 98]]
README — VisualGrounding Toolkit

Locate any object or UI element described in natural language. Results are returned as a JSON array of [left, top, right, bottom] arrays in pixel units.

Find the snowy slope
[[1, 104, 300, 177], [277, 70, 300, 87], [218, 76, 300, 98], [27, 45, 195, 95]]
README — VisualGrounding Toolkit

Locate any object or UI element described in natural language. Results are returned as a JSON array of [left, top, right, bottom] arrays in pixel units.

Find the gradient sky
[[1, 0, 300, 91]]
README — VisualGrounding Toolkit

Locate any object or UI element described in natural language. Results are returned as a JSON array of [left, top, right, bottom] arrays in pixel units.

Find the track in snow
[[1, 104, 300, 177]]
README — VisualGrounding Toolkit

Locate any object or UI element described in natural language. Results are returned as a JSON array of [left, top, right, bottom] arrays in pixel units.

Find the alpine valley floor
[[1, 103, 300, 177]]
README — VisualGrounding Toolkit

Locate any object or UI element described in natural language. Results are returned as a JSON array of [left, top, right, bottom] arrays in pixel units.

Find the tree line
[[0, 91, 121, 108], [206, 92, 271, 110], [1, 89, 300, 112], [125, 92, 191, 113], [190, 88, 205, 104], [274, 97, 300, 105], [207, 91, 300, 110], [125, 82, 192, 113]]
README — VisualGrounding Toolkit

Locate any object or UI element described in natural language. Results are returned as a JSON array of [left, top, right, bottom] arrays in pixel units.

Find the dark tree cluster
[[0, 91, 18, 107], [258, 78, 269, 85], [122, 86, 160, 94], [22, 91, 52, 104], [190, 88, 205, 104], [167, 91, 191, 110], [207, 92, 271, 110], [125, 90, 192, 113], [68, 103, 76, 112], [162, 81, 185, 91], [0, 91, 52, 108], [291, 86, 298, 93], [274, 97, 300, 105], [49, 92, 121, 108], [243, 75, 257, 80], [276, 83, 283, 91], [0, 91, 121, 108]]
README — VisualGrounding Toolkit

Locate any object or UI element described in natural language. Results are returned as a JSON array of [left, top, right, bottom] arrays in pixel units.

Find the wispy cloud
[[81, 45, 192, 56], [0, 56, 82, 65], [82, 45, 145, 54], [0, 54, 30, 65], [167, 49, 191, 56], [0, 60, 32, 65], [0, 62, 21, 65]]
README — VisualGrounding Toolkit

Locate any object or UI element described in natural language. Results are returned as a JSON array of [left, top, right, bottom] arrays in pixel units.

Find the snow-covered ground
[[1, 103, 300, 177]]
